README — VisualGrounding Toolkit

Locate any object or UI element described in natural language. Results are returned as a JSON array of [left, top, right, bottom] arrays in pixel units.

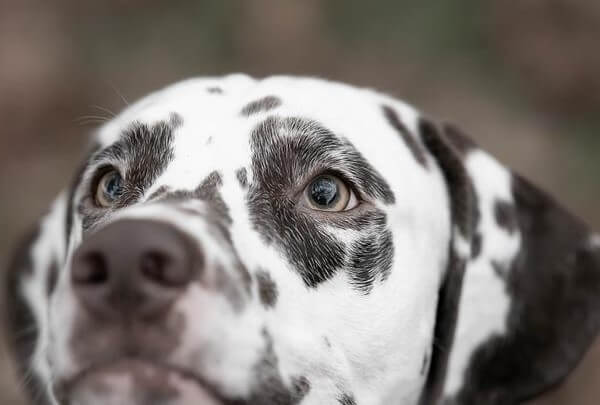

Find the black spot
[[241, 96, 282, 116], [420, 252, 467, 405], [382, 105, 428, 168], [435, 123, 483, 242], [247, 116, 394, 290], [236, 167, 248, 188], [195, 172, 230, 225], [156, 172, 232, 241], [347, 229, 394, 293], [169, 112, 183, 128], [219, 329, 309, 404], [195, 171, 227, 215], [419, 118, 476, 240], [256, 270, 278, 308], [443, 124, 477, 156], [421, 352, 430, 376], [323, 336, 332, 348], [146, 185, 171, 201], [494, 200, 518, 234], [471, 232, 482, 259], [235, 261, 253, 296], [46, 259, 59, 297], [291, 376, 311, 398], [207, 86, 223, 94], [212, 262, 247, 312], [148, 173, 226, 211], [490, 260, 509, 279], [338, 393, 357, 405], [451, 174, 600, 404]]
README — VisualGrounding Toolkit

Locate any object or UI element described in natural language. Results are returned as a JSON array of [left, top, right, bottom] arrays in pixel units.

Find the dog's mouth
[[57, 358, 226, 405]]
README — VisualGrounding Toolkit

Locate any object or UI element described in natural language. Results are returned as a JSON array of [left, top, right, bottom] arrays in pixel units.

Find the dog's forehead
[[94, 75, 424, 196]]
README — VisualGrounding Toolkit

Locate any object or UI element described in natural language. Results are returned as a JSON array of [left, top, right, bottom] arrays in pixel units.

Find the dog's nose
[[71, 220, 199, 319]]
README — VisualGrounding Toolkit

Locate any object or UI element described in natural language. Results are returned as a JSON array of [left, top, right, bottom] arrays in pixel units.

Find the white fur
[[18, 75, 505, 404]]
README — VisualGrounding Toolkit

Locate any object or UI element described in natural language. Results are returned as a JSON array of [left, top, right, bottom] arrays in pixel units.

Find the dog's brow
[[92, 114, 181, 165], [250, 116, 395, 204], [69, 119, 178, 237]]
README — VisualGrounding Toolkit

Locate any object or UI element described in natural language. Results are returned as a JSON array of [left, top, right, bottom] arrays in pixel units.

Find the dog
[[5, 74, 600, 405]]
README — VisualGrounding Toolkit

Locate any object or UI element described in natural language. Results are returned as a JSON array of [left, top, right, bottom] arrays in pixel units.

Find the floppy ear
[[417, 120, 600, 404], [4, 194, 68, 404], [4, 140, 99, 404]]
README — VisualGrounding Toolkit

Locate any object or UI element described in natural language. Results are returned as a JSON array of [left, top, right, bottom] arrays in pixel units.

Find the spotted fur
[[5, 74, 599, 405]]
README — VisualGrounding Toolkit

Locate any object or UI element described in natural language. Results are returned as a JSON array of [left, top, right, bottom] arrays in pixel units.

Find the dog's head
[[6, 75, 600, 405]]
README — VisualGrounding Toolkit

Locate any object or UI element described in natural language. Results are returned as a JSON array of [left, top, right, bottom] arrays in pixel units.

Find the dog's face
[[7, 75, 600, 405], [11, 75, 453, 405]]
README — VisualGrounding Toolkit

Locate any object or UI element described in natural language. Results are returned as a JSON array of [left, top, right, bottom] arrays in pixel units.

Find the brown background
[[1, 1, 599, 404]]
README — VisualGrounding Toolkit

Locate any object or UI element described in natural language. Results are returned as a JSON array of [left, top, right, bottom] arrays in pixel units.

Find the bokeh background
[[1, 1, 599, 404]]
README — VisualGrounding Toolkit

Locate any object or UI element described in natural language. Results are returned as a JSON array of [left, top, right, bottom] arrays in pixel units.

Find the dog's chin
[[64, 359, 224, 405]]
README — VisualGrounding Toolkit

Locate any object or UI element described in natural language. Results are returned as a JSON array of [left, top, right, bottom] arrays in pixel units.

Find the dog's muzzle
[[59, 219, 229, 405]]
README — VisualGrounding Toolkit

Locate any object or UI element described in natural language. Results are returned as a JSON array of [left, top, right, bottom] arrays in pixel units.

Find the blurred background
[[1, 1, 599, 404]]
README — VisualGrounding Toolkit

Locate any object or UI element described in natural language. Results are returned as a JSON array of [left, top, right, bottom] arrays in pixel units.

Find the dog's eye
[[305, 175, 358, 212], [95, 169, 123, 208]]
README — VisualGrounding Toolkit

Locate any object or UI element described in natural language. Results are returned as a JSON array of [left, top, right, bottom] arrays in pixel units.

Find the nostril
[[73, 252, 109, 285], [139, 251, 189, 287], [140, 251, 169, 282]]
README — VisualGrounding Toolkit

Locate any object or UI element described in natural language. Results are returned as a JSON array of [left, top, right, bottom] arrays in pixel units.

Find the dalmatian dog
[[5, 74, 600, 405]]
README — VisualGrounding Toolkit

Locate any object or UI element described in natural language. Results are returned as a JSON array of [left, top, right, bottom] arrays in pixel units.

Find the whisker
[[12, 324, 38, 340], [90, 104, 116, 118], [17, 349, 52, 403], [105, 80, 129, 106], [74, 115, 111, 126], [18, 362, 37, 395]]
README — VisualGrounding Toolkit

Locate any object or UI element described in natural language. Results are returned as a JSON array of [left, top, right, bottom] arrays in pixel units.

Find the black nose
[[71, 220, 199, 319]]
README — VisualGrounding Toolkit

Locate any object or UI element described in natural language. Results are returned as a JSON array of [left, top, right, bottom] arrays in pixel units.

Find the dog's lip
[[57, 357, 227, 404]]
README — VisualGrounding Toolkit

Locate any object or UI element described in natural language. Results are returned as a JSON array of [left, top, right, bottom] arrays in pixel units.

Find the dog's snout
[[71, 220, 199, 318]]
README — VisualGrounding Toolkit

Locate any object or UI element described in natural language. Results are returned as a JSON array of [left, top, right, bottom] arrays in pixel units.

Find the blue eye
[[95, 169, 123, 207], [310, 176, 340, 207], [305, 175, 358, 212]]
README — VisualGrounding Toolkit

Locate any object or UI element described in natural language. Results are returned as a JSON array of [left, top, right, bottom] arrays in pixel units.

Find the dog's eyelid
[[300, 166, 362, 195], [323, 170, 369, 205]]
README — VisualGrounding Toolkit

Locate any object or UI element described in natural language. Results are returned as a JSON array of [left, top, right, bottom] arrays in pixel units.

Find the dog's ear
[[417, 120, 600, 404], [4, 194, 68, 404]]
